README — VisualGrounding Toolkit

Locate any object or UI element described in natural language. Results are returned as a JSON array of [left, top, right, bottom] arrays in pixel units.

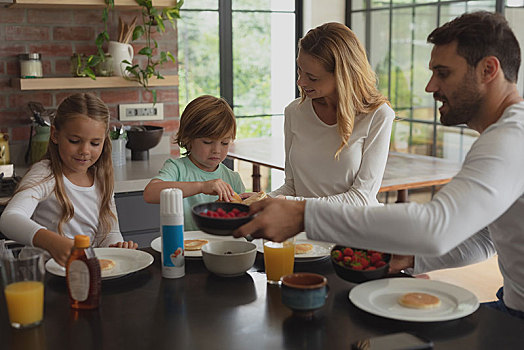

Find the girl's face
[[188, 136, 232, 172], [296, 50, 337, 101], [51, 115, 106, 177]]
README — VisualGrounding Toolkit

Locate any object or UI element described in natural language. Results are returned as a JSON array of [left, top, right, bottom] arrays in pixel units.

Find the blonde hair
[[299, 22, 390, 158], [16, 93, 115, 242], [176, 95, 236, 156]]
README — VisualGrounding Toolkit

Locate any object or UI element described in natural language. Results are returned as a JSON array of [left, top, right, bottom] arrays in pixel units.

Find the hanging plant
[[123, 0, 184, 103]]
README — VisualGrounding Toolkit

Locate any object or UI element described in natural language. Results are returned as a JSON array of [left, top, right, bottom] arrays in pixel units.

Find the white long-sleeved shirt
[[269, 98, 395, 206], [0, 160, 123, 247], [305, 102, 524, 311]]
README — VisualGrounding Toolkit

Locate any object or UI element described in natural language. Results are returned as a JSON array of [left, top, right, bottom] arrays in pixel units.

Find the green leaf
[[133, 26, 145, 41], [167, 52, 176, 63], [152, 90, 157, 104], [138, 47, 153, 56]]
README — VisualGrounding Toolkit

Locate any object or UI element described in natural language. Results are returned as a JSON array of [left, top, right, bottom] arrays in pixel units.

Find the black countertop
[[1, 249, 524, 350]]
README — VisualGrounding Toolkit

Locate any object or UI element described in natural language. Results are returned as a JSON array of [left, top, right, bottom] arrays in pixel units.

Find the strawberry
[[331, 250, 343, 261], [375, 260, 387, 268], [358, 257, 370, 268], [343, 247, 354, 256], [370, 252, 383, 265], [343, 256, 352, 266], [350, 262, 363, 270]]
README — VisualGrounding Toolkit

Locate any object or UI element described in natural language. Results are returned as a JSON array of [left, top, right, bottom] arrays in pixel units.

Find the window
[[347, 0, 500, 163], [178, 0, 300, 139]]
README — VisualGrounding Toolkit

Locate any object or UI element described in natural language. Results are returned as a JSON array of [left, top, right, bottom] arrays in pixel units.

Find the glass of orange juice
[[0, 246, 45, 329], [263, 237, 295, 284]]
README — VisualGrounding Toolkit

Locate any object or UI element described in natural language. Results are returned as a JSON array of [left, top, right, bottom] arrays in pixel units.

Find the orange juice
[[4, 281, 44, 327], [264, 240, 295, 283]]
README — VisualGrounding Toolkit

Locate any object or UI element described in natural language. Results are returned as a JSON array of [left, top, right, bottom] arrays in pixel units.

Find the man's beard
[[437, 72, 483, 127]]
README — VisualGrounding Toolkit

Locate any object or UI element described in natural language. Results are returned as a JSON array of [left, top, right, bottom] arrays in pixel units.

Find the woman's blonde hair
[[299, 22, 390, 158], [25, 93, 115, 241], [175, 95, 236, 156]]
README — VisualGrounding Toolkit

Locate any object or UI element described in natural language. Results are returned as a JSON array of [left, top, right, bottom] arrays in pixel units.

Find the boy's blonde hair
[[176, 95, 236, 156], [39, 93, 115, 241], [299, 22, 390, 158]]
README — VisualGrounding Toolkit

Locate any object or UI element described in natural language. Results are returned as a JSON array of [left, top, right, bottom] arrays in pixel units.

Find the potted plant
[[124, 0, 183, 103]]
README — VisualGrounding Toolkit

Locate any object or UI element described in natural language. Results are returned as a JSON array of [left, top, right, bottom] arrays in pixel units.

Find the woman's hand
[[109, 241, 138, 249], [201, 179, 235, 201]]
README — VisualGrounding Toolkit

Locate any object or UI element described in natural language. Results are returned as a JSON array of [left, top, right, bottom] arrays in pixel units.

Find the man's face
[[425, 41, 483, 127]]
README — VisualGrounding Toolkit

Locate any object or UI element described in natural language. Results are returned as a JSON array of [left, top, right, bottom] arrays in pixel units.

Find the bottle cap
[[160, 188, 183, 216], [74, 235, 90, 248]]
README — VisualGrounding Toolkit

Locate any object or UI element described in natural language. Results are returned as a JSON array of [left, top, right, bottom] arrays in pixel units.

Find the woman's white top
[[0, 160, 123, 247], [305, 102, 524, 311], [269, 98, 395, 206]]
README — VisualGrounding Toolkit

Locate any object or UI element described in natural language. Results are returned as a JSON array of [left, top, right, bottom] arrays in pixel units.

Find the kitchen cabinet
[[6, 0, 178, 8], [115, 191, 160, 248], [11, 75, 179, 91]]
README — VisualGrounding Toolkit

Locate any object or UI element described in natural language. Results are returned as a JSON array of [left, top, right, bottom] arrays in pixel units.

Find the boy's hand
[[109, 241, 138, 249], [202, 179, 235, 201]]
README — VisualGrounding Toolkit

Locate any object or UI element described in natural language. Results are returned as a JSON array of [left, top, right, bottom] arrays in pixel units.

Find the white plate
[[349, 278, 479, 322], [150, 230, 247, 258], [253, 237, 335, 261], [45, 248, 154, 280]]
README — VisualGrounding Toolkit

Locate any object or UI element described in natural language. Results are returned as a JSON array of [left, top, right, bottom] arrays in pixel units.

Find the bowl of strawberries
[[330, 245, 391, 283], [192, 202, 253, 236]]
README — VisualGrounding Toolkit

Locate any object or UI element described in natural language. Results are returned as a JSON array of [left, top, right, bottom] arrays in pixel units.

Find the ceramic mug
[[281, 272, 328, 318], [108, 41, 133, 77]]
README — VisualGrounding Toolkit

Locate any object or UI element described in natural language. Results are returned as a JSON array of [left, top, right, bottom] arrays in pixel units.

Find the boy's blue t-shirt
[[154, 156, 245, 231]]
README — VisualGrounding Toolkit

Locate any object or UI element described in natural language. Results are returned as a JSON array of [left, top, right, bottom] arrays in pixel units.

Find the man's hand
[[388, 254, 414, 274], [233, 198, 305, 242]]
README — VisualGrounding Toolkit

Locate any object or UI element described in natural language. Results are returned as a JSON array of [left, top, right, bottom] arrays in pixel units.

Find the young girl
[[0, 93, 137, 266], [143, 95, 245, 231]]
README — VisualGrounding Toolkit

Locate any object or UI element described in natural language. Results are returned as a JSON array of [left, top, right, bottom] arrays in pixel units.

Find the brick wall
[[0, 6, 180, 166]]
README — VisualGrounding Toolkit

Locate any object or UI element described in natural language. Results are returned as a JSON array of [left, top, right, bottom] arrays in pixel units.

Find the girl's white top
[[0, 160, 123, 247]]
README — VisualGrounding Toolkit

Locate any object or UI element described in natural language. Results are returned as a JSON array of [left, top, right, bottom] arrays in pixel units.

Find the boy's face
[[188, 136, 232, 172]]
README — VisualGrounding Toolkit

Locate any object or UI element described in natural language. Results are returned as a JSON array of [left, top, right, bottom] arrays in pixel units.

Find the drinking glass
[[0, 246, 46, 329], [263, 237, 295, 284]]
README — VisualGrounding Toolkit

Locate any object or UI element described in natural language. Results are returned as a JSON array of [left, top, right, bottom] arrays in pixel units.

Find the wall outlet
[[119, 103, 164, 121]]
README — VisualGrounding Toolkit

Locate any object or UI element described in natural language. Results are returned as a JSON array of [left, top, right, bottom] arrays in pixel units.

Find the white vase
[[108, 41, 134, 77]]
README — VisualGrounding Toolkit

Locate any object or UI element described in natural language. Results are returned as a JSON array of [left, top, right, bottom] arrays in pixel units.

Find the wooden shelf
[[8, 0, 179, 9], [11, 75, 179, 90]]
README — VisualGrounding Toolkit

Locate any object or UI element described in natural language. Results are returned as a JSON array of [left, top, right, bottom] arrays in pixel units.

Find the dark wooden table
[[228, 137, 461, 202], [1, 248, 523, 350]]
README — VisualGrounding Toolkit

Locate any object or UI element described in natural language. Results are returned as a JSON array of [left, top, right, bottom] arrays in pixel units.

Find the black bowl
[[330, 245, 391, 283], [192, 202, 253, 236], [126, 125, 164, 160]]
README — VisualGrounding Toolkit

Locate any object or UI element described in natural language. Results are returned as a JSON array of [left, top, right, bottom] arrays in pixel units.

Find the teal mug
[[280, 272, 329, 319]]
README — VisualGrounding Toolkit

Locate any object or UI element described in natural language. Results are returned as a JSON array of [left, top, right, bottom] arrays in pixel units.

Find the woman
[[269, 22, 395, 206]]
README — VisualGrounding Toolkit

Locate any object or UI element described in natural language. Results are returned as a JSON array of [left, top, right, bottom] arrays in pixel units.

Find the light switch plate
[[119, 103, 164, 121]]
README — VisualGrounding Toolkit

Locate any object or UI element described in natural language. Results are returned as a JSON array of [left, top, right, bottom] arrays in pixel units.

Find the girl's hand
[[32, 229, 74, 267], [109, 241, 138, 249], [201, 179, 235, 201]]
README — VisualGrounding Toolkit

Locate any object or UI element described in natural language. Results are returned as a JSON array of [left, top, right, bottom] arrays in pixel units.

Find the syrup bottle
[[66, 235, 101, 309]]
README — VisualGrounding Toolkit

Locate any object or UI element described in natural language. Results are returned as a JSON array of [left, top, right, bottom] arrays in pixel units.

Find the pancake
[[230, 192, 243, 203], [295, 243, 314, 254], [184, 239, 209, 251], [99, 258, 116, 271], [398, 292, 441, 309], [242, 191, 267, 205]]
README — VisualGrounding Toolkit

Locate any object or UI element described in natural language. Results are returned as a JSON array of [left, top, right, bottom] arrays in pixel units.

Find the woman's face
[[296, 50, 336, 101]]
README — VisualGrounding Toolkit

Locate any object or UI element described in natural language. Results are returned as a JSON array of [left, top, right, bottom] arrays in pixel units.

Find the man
[[234, 11, 524, 318]]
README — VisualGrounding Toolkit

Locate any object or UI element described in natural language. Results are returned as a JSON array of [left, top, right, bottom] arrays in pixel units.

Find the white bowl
[[201, 241, 257, 277]]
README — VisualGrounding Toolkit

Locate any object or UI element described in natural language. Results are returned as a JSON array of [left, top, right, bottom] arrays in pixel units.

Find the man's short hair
[[427, 11, 521, 83]]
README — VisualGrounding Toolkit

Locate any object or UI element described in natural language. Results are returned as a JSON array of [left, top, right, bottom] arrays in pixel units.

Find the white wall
[[506, 8, 524, 96], [302, 0, 345, 33]]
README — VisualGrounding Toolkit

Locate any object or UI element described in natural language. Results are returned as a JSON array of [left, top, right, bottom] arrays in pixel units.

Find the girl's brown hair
[[175, 95, 236, 156], [299, 22, 390, 158], [17, 93, 115, 242]]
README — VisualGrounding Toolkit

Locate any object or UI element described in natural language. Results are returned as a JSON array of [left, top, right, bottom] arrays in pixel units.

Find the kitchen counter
[[113, 154, 170, 193]]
